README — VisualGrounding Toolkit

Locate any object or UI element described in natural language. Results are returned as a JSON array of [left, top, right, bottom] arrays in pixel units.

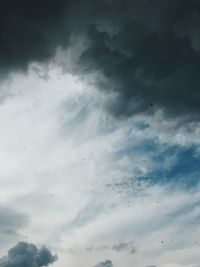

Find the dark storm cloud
[[0, 0, 69, 76], [77, 0, 200, 119], [0, 242, 57, 267], [1, 0, 200, 120]]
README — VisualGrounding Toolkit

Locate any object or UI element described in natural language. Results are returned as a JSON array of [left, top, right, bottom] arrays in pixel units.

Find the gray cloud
[[0, 242, 57, 267], [0, 0, 200, 122], [0, 207, 28, 244], [112, 241, 136, 254], [86, 246, 108, 252], [65, 201, 104, 231], [86, 241, 136, 255], [93, 260, 113, 267]]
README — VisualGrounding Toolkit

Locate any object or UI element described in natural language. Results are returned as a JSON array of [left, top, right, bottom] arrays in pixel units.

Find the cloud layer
[[0, 207, 28, 247], [0, 0, 200, 121], [0, 67, 199, 267], [0, 3, 200, 264], [0, 0, 69, 76]]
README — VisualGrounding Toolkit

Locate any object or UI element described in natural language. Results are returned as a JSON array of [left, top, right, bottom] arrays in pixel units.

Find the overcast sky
[[0, 1, 200, 267]]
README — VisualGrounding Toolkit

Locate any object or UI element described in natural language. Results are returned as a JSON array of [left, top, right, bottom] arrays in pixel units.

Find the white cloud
[[0, 63, 199, 267]]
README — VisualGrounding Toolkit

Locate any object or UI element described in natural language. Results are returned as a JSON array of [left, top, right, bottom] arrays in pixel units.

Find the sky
[[0, 1, 200, 267]]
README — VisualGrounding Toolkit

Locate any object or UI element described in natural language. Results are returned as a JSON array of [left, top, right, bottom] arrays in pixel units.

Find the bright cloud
[[0, 63, 199, 267]]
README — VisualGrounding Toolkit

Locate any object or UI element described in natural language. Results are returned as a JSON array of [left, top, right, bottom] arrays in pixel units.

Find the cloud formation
[[0, 0, 200, 121], [0, 0, 69, 76], [0, 65, 199, 267], [112, 241, 136, 254], [0, 242, 57, 267], [76, 0, 200, 120], [93, 260, 113, 267], [0, 207, 28, 246], [85, 240, 136, 255]]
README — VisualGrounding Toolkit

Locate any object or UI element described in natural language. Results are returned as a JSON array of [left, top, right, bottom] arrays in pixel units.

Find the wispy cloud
[[0, 64, 199, 267]]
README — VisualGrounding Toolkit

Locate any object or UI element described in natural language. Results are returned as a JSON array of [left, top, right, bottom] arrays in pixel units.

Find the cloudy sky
[[0, 1, 200, 267]]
